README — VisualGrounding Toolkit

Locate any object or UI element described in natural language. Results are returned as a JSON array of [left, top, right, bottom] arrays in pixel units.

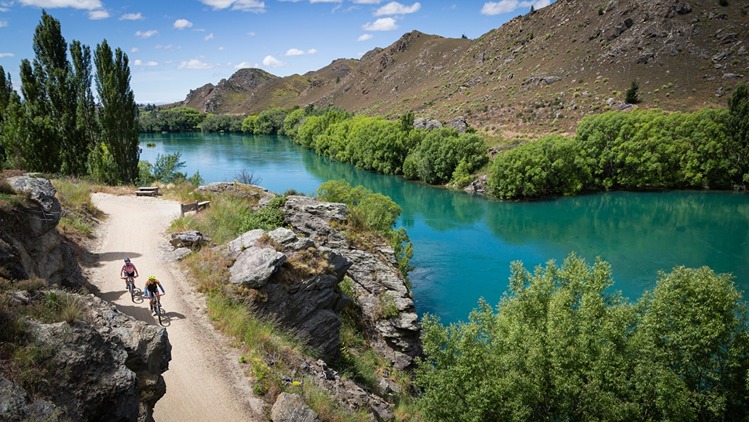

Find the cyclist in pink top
[[120, 258, 139, 288]]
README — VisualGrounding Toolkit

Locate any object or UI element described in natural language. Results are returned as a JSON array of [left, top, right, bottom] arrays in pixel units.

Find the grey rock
[[271, 393, 320, 422], [268, 227, 298, 245], [446, 116, 468, 132], [0, 175, 84, 288], [170, 230, 212, 249], [229, 246, 287, 287], [413, 117, 443, 130], [225, 229, 266, 259], [722, 73, 744, 80]]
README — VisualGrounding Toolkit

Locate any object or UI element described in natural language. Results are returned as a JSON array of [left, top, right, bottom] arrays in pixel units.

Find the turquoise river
[[141, 133, 749, 324]]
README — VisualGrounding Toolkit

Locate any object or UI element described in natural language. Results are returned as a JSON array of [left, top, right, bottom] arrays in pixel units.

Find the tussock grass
[[53, 178, 104, 238]]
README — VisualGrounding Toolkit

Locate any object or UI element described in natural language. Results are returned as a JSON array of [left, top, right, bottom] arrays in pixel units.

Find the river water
[[140, 132, 749, 324]]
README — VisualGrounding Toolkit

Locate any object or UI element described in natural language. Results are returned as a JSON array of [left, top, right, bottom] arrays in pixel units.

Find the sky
[[0, 0, 552, 105]]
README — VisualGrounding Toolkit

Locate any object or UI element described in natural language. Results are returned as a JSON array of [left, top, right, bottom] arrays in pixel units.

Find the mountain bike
[[149, 292, 165, 325], [122, 276, 137, 302]]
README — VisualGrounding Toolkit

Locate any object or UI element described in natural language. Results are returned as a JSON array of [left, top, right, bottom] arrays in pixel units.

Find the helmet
[[124, 258, 131, 263], [148, 275, 157, 280]]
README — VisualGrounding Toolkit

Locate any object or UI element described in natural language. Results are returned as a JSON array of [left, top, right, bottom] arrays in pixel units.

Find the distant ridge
[[175, 0, 748, 134]]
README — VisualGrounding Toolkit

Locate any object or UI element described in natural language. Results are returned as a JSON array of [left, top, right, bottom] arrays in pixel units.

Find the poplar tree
[[69, 40, 97, 175], [727, 82, 749, 187], [94, 39, 139, 183], [0, 66, 12, 165]]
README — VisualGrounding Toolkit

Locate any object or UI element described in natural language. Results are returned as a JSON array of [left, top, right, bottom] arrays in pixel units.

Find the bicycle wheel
[[156, 299, 162, 325], [128, 278, 135, 302]]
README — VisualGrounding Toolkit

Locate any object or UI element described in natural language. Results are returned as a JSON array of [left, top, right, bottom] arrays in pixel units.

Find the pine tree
[[94, 39, 139, 184], [625, 80, 640, 104]]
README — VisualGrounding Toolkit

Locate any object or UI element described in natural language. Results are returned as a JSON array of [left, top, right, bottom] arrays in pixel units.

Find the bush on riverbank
[[489, 84, 749, 199], [416, 254, 749, 421]]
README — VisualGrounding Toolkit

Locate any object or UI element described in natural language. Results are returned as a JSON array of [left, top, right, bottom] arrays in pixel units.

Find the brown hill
[[177, 0, 748, 136]]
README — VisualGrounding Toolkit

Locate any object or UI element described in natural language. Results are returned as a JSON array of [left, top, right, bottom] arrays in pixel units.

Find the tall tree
[[94, 39, 139, 183], [28, 10, 77, 173], [0, 66, 13, 165], [727, 82, 749, 187], [69, 40, 97, 175]]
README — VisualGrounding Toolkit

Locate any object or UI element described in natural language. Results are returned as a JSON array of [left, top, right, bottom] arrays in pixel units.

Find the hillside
[[176, 0, 748, 135]]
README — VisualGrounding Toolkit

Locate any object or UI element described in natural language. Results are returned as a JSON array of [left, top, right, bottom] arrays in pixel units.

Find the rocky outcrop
[[0, 293, 170, 422], [284, 195, 421, 370], [221, 227, 351, 363], [0, 175, 171, 422], [170, 230, 212, 249], [0, 176, 84, 288], [271, 393, 320, 422], [196, 181, 277, 207]]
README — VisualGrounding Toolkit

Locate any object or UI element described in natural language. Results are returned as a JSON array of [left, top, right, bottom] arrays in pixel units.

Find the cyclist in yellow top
[[144, 275, 165, 315]]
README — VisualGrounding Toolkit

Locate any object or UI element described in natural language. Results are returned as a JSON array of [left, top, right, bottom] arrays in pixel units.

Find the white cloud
[[133, 59, 158, 66], [285, 48, 304, 56], [19, 0, 102, 9], [178, 58, 214, 69], [481, 0, 548, 15], [218, 46, 225, 50], [357, 33, 373, 41], [0, 52, 14, 58], [173, 19, 193, 29], [307, 48, 318, 54], [135, 30, 158, 39], [204, 33, 214, 41], [120, 12, 143, 20], [262, 55, 284, 67], [310, 0, 341, 3], [88, 9, 109, 19], [247, 31, 256, 36], [375, 1, 420, 16], [155, 44, 177, 50], [362, 17, 397, 31], [234, 61, 256, 69], [352, 0, 382, 3], [199, 0, 266, 12], [0, 20, 7, 27], [130, 47, 139, 53]]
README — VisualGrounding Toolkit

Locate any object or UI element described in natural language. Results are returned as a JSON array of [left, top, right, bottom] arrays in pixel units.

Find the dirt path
[[89, 193, 265, 422]]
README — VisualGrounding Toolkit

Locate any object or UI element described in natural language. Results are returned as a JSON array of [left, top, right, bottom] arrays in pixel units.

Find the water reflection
[[140, 133, 749, 324]]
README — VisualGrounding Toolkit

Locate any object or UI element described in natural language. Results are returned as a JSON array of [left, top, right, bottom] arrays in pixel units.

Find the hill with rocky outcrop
[[175, 0, 748, 135]]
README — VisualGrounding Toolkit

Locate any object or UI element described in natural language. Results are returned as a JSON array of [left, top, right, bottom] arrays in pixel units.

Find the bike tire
[[156, 299, 162, 325], [128, 278, 135, 302]]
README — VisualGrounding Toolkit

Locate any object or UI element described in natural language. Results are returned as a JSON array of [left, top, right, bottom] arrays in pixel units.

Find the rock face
[[0, 176, 84, 288], [0, 175, 171, 422], [271, 393, 320, 422], [0, 294, 171, 422], [221, 227, 351, 362], [284, 195, 421, 370]]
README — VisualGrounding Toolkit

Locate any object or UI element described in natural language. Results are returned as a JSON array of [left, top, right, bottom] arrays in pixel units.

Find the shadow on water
[[140, 133, 749, 324]]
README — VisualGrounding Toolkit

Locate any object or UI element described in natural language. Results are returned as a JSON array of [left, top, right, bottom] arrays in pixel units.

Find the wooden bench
[[135, 186, 159, 196], [180, 200, 211, 216]]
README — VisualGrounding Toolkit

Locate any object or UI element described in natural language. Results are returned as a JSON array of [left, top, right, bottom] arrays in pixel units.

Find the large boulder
[[0, 175, 84, 288]]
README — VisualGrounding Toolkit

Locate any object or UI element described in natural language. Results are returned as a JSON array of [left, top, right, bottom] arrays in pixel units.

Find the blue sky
[[0, 0, 551, 104]]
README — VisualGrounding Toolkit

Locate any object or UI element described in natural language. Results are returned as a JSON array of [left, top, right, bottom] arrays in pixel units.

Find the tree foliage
[[138, 107, 206, 133], [93, 39, 139, 183], [727, 82, 749, 187], [416, 254, 749, 421], [0, 11, 138, 183], [489, 108, 741, 199], [199, 114, 243, 133]]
